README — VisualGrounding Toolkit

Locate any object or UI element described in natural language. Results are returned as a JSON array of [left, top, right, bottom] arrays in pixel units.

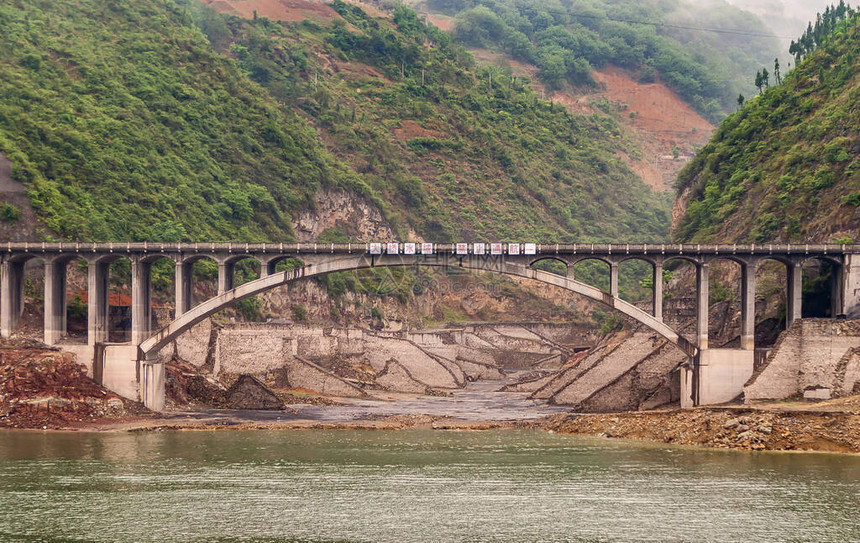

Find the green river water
[[1, 429, 859, 542]]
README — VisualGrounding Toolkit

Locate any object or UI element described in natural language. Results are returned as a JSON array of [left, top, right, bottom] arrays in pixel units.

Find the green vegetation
[[0, 202, 19, 222], [0, 0, 670, 245], [426, 0, 781, 121], [290, 304, 307, 322], [790, 1, 855, 61], [674, 11, 860, 243], [0, 0, 362, 241], [224, 1, 670, 241]]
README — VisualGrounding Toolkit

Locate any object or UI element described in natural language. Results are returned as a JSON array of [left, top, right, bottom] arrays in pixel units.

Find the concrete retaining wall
[[697, 349, 754, 405], [162, 322, 584, 397], [100, 345, 139, 401], [744, 319, 860, 402]]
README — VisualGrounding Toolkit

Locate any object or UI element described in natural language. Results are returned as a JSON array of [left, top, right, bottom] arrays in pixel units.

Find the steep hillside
[[0, 0, 670, 243], [412, 0, 781, 121], [674, 10, 860, 243], [0, 0, 363, 242], [440, 46, 714, 192], [202, 0, 672, 241]]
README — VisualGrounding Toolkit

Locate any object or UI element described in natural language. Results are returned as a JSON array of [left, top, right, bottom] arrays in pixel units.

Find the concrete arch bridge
[[2, 242, 859, 410]]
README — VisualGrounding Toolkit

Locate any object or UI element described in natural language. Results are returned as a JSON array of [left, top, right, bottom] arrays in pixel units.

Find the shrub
[[0, 203, 19, 223], [236, 296, 262, 320], [291, 304, 307, 322]]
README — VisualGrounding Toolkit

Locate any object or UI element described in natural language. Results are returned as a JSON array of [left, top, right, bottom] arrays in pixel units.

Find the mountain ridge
[[673, 10, 860, 244]]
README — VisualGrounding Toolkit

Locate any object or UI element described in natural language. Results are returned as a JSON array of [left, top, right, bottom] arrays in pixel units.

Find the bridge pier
[[218, 259, 233, 295], [696, 262, 709, 350], [787, 261, 803, 328], [840, 253, 860, 316], [174, 259, 192, 318], [140, 351, 165, 411], [87, 258, 110, 346], [131, 258, 152, 345], [653, 262, 663, 321], [740, 263, 755, 350], [43, 259, 67, 345], [0, 259, 24, 338], [609, 262, 619, 298]]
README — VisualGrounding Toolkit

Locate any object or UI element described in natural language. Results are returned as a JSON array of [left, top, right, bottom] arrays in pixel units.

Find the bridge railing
[[2, 241, 858, 255]]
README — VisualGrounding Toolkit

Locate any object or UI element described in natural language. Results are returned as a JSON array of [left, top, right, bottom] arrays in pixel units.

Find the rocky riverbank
[[0, 339, 147, 429], [538, 402, 860, 453], [73, 404, 860, 455], [4, 338, 860, 454]]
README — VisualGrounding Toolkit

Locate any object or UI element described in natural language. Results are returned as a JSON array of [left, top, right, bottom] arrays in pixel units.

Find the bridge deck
[[1, 241, 856, 257]]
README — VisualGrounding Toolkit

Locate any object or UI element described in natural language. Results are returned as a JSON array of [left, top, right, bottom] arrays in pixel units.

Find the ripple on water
[[0, 429, 859, 542]]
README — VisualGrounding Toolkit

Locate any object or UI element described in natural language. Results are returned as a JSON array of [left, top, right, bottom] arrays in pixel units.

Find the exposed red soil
[[201, 0, 341, 23], [425, 13, 454, 32], [333, 60, 388, 82], [392, 120, 445, 141], [593, 67, 713, 150], [556, 66, 713, 191], [0, 339, 147, 429], [470, 48, 542, 82], [343, 0, 390, 20], [73, 290, 132, 307], [458, 47, 714, 191]]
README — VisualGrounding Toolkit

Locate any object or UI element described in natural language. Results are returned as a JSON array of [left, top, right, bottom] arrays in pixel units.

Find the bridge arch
[[264, 255, 304, 276], [139, 254, 697, 362], [528, 256, 570, 276]]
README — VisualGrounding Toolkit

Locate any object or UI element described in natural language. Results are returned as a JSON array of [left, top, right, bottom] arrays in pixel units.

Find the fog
[[723, 0, 846, 42]]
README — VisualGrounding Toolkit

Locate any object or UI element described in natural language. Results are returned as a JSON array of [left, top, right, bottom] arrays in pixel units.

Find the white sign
[[473, 243, 486, 255], [369, 243, 382, 255], [387, 243, 399, 254], [524, 243, 537, 255], [403, 243, 416, 255], [456, 243, 469, 255], [508, 243, 520, 255], [421, 243, 434, 254], [491, 243, 503, 255]]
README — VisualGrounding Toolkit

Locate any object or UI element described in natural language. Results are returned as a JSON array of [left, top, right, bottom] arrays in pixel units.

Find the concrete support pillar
[[140, 351, 165, 411], [87, 259, 109, 346], [696, 262, 709, 349], [131, 258, 152, 345], [174, 260, 192, 319], [740, 262, 755, 350], [787, 261, 803, 328], [680, 365, 696, 409], [0, 259, 24, 338], [43, 259, 68, 345], [841, 253, 860, 316], [830, 263, 842, 318], [217, 260, 233, 296], [653, 262, 663, 321], [259, 261, 270, 279], [609, 262, 619, 298]]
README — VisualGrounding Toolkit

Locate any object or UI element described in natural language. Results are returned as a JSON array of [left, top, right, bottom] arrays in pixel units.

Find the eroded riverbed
[[2, 429, 860, 542], [168, 378, 571, 426]]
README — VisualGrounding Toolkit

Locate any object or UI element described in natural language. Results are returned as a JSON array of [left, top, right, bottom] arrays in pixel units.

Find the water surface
[[1, 429, 859, 542]]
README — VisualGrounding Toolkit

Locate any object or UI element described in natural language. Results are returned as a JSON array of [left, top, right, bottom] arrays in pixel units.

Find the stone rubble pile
[[542, 407, 860, 453], [0, 338, 140, 428]]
